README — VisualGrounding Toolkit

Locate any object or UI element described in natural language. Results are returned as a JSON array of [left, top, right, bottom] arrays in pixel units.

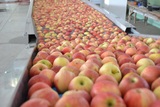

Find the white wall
[[103, 0, 127, 20]]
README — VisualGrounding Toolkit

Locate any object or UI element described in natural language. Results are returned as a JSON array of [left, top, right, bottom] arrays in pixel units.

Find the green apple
[[99, 63, 122, 82], [53, 56, 70, 67], [37, 59, 52, 68], [153, 86, 160, 99], [149, 53, 160, 62], [68, 75, 93, 93]]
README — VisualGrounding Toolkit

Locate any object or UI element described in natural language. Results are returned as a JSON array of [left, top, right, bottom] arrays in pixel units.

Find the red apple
[[125, 47, 137, 56], [124, 88, 157, 107], [100, 51, 115, 59], [86, 57, 102, 67], [95, 75, 118, 85], [141, 65, 160, 85], [37, 51, 49, 59], [121, 67, 137, 76], [46, 55, 57, 64], [72, 52, 86, 61], [132, 54, 147, 63], [150, 100, 160, 107], [63, 90, 91, 102], [28, 75, 52, 88], [119, 72, 149, 96], [80, 61, 99, 73], [101, 56, 118, 65], [20, 98, 51, 107], [91, 92, 126, 107], [39, 69, 55, 83], [79, 69, 99, 82], [30, 88, 59, 107], [29, 63, 48, 77], [151, 77, 160, 90], [120, 62, 137, 71], [90, 81, 121, 97], [68, 58, 85, 70], [55, 94, 90, 107], [28, 82, 51, 98]]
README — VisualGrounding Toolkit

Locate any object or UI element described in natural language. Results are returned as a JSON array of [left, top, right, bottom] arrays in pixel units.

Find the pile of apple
[[21, 0, 160, 107]]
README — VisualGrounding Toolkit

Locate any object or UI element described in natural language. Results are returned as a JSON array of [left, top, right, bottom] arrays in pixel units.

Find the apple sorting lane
[[4, 0, 160, 107]]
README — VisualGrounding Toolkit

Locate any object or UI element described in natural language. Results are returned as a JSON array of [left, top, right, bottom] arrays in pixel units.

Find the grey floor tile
[[0, 44, 26, 72]]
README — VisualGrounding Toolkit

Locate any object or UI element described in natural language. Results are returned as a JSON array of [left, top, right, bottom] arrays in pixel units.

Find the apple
[[28, 75, 52, 88], [20, 98, 51, 107], [151, 77, 160, 90], [136, 58, 155, 75], [91, 92, 126, 107], [54, 70, 76, 93], [132, 54, 147, 63], [119, 72, 149, 96], [101, 56, 118, 65], [50, 51, 62, 57], [55, 94, 90, 107], [30, 88, 59, 107], [149, 53, 160, 62], [36, 51, 49, 59], [39, 69, 55, 83], [64, 52, 72, 61], [95, 75, 118, 85], [37, 59, 52, 69], [149, 48, 160, 53], [99, 63, 122, 82], [87, 57, 102, 67], [37, 43, 45, 51], [120, 62, 137, 71], [59, 65, 80, 76], [100, 51, 115, 59], [72, 51, 86, 61], [79, 69, 99, 82], [28, 82, 51, 98], [68, 75, 93, 93], [136, 42, 150, 54], [150, 100, 160, 107], [124, 88, 157, 107], [53, 56, 70, 67], [91, 81, 121, 97], [46, 55, 57, 64], [141, 65, 160, 85], [153, 86, 160, 99], [121, 67, 137, 76], [79, 49, 90, 56], [125, 47, 137, 56], [62, 90, 91, 102], [68, 58, 85, 70], [86, 54, 101, 61], [61, 47, 71, 54], [80, 61, 99, 73], [145, 37, 155, 45], [33, 56, 43, 65], [29, 63, 48, 77]]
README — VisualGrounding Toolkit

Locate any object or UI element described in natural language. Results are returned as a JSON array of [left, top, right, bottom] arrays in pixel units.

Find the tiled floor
[[0, 3, 29, 72], [0, 2, 30, 107]]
